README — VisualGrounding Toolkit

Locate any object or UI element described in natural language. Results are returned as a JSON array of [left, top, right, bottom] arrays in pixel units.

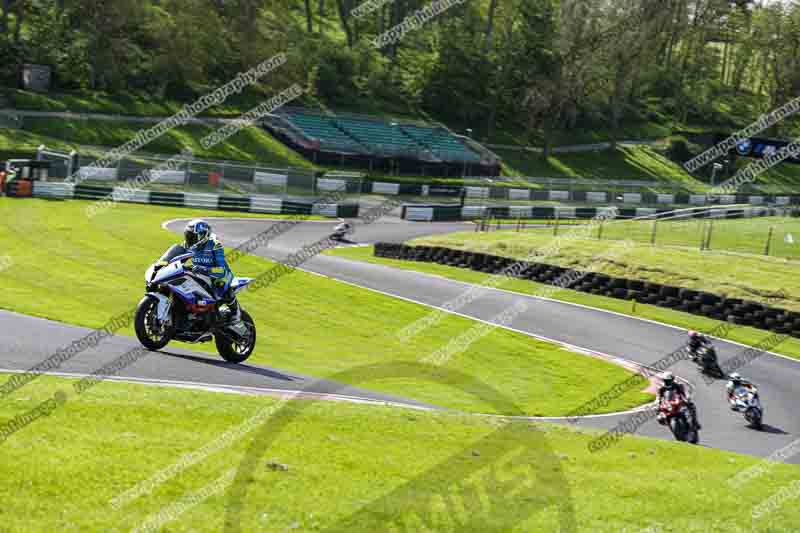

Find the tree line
[[1, 0, 799, 153]]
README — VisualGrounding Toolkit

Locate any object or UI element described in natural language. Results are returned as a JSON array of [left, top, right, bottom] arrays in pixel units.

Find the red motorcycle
[[658, 390, 699, 444]]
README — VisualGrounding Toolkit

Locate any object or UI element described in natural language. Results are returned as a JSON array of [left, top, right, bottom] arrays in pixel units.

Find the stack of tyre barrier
[[374, 242, 800, 338]]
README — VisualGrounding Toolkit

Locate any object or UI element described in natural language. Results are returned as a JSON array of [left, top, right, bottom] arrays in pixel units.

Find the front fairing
[[153, 261, 185, 284], [145, 244, 191, 284]]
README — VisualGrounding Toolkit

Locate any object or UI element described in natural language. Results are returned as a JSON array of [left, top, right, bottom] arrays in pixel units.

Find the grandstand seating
[[332, 117, 426, 157], [282, 109, 481, 163], [285, 112, 367, 154], [270, 108, 498, 176], [401, 125, 481, 163]]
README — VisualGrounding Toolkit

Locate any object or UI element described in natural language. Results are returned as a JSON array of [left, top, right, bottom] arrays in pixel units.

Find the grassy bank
[[404, 219, 800, 309], [496, 145, 708, 190], [0, 198, 651, 415], [18, 117, 312, 168], [475, 216, 800, 259], [0, 374, 797, 531], [4, 87, 277, 118]]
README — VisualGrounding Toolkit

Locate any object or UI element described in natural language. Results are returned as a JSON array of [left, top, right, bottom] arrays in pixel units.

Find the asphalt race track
[[2, 213, 799, 461]]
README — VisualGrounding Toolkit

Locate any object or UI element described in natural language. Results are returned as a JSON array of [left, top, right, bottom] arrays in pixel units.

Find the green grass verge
[[0, 198, 651, 416], [475, 216, 800, 259], [1, 374, 798, 532], [403, 219, 800, 310], [328, 245, 800, 360], [597, 216, 800, 259]]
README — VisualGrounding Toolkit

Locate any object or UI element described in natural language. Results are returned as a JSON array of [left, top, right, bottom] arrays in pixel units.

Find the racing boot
[[218, 296, 239, 324], [219, 297, 249, 339]]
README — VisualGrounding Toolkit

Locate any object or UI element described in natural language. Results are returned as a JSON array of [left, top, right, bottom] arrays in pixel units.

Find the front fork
[[146, 292, 173, 327]]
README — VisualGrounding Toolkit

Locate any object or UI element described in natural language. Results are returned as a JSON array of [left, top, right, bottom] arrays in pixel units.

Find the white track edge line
[[0, 366, 641, 420], [0, 367, 427, 408], [326, 254, 800, 366], [288, 264, 665, 419]]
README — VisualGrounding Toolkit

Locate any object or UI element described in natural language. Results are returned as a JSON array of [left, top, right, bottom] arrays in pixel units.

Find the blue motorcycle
[[134, 245, 257, 363]]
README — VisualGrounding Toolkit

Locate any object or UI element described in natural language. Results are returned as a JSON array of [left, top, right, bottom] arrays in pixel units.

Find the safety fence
[[362, 180, 800, 207], [400, 204, 785, 222], [34, 145, 322, 197], [450, 186, 797, 206], [28, 145, 800, 207], [374, 242, 800, 337], [24, 182, 358, 217]]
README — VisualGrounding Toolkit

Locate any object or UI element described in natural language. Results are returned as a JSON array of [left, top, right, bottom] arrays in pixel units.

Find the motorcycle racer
[[657, 372, 701, 430], [726, 372, 756, 410], [687, 330, 712, 357], [332, 221, 353, 241], [170, 219, 240, 325]]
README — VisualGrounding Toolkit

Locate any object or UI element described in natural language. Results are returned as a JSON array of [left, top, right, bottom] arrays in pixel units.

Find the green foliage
[[1, 0, 799, 156], [312, 44, 359, 104], [666, 136, 693, 164]]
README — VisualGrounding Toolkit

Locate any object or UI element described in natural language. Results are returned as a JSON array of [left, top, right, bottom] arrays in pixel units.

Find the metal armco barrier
[[400, 204, 784, 222], [360, 180, 800, 207], [374, 243, 800, 339], [23, 182, 358, 218]]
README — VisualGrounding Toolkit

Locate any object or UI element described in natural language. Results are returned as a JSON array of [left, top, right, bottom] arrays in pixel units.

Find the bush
[[312, 46, 359, 105], [666, 136, 693, 164]]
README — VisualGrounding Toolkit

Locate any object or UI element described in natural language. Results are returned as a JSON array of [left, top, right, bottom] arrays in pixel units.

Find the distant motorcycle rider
[[687, 330, 711, 357], [726, 372, 756, 410], [332, 221, 353, 241], [657, 372, 701, 430], [179, 219, 240, 325]]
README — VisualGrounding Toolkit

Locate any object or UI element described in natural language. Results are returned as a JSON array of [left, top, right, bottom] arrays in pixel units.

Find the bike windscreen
[[159, 244, 188, 263]]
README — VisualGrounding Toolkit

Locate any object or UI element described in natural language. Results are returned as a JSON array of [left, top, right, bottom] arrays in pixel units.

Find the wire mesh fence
[[598, 215, 800, 258], [475, 210, 800, 259], [32, 145, 363, 200]]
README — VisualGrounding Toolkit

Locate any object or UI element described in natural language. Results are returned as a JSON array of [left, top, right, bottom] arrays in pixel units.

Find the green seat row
[[284, 110, 482, 162], [401, 125, 481, 163], [287, 113, 367, 152]]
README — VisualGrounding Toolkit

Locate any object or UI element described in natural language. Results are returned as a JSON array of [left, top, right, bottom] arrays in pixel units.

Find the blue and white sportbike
[[134, 244, 257, 363]]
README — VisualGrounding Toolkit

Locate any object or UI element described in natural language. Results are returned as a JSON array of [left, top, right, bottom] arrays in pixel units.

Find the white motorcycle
[[731, 384, 763, 430], [134, 245, 257, 363], [331, 222, 354, 242]]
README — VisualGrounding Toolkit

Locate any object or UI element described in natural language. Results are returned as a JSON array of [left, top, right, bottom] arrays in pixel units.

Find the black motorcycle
[[691, 343, 724, 378]]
